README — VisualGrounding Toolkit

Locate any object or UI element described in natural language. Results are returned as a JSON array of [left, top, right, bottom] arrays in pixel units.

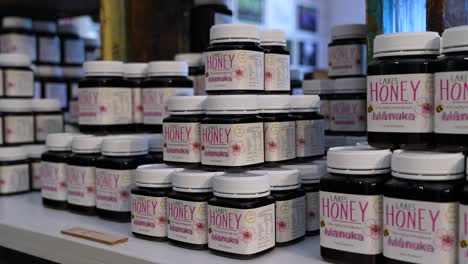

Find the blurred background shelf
[[0, 0, 99, 20]]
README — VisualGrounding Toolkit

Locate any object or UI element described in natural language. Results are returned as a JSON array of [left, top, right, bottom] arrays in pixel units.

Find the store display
[[367, 32, 440, 149], [58, 24, 85, 66], [163, 96, 206, 167], [0, 53, 34, 98], [260, 29, 290, 94], [205, 24, 264, 94], [37, 65, 68, 110], [33, 20, 60, 64], [0, 17, 36, 62], [0, 99, 34, 145], [303, 79, 333, 132], [32, 99, 64, 143], [147, 134, 163, 163], [63, 65, 83, 126], [0, 146, 29, 195], [26, 144, 46, 191], [124, 63, 147, 132], [174, 53, 205, 95]]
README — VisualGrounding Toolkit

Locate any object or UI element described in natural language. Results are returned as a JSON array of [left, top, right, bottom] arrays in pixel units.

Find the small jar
[[26, 144, 46, 191], [283, 162, 327, 236], [258, 95, 295, 165], [260, 29, 290, 94], [142, 61, 194, 133], [163, 96, 206, 167], [303, 79, 333, 132], [147, 134, 163, 163], [205, 24, 264, 94], [175, 53, 205, 95], [131, 164, 184, 241], [367, 32, 440, 150], [167, 170, 222, 249], [66, 136, 103, 215], [37, 65, 68, 110], [41, 133, 75, 209], [290, 69, 303, 95], [208, 173, 275, 259], [95, 136, 151, 222], [124, 63, 147, 132], [249, 168, 305, 246], [201, 95, 264, 170], [0, 17, 36, 63], [328, 24, 366, 78], [33, 20, 60, 64], [58, 24, 85, 66], [320, 146, 392, 264], [84, 38, 99, 61], [32, 99, 64, 143], [78, 61, 134, 134], [290, 95, 324, 161], [63, 66, 83, 125], [384, 151, 463, 264], [0, 146, 29, 195], [329, 77, 366, 136], [0, 99, 34, 145], [0, 53, 34, 98]]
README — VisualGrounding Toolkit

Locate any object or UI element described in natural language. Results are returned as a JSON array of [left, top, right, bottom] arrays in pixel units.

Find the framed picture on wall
[[299, 41, 317, 66], [237, 0, 264, 23], [297, 5, 317, 32]]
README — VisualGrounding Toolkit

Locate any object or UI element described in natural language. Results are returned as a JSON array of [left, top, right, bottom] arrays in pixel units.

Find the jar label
[[328, 44, 366, 77], [459, 204, 468, 262], [78, 87, 133, 125], [0, 33, 36, 61], [434, 71, 468, 134], [4, 115, 34, 144], [276, 196, 306, 243], [167, 199, 208, 245], [0, 164, 29, 194], [320, 191, 383, 255], [383, 197, 457, 264], [367, 73, 434, 133], [142, 87, 194, 125], [132, 87, 143, 124], [296, 119, 325, 157], [64, 39, 85, 64], [194, 75, 206, 95], [163, 122, 201, 163], [264, 53, 290, 91], [41, 161, 67, 201], [95, 169, 135, 212], [306, 191, 320, 232], [264, 121, 295, 162], [66, 165, 96, 207], [45, 82, 68, 109], [205, 50, 264, 91], [330, 99, 367, 132], [201, 122, 264, 166], [31, 161, 42, 190], [35, 114, 64, 142], [321, 100, 331, 131], [4, 70, 34, 97], [131, 194, 167, 238], [38, 36, 60, 63], [208, 203, 275, 255]]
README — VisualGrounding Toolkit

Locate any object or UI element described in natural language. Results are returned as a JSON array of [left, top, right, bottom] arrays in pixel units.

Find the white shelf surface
[[0, 192, 327, 264]]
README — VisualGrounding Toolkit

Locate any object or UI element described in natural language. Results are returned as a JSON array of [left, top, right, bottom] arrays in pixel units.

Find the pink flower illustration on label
[[414, 97, 433, 118], [363, 218, 381, 240], [297, 137, 305, 146], [99, 105, 107, 113], [59, 181, 67, 189], [266, 138, 278, 152], [195, 221, 206, 234], [120, 190, 129, 200], [277, 218, 288, 232], [137, 105, 143, 112], [0, 179, 5, 185], [308, 210, 317, 220], [238, 227, 255, 243], [191, 139, 200, 151], [6, 128, 12, 134], [265, 70, 273, 81], [86, 186, 94, 194], [434, 229, 455, 251], [231, 141, 242, 156], [157, 215, 167, 226], [234, 66, 245, 80]]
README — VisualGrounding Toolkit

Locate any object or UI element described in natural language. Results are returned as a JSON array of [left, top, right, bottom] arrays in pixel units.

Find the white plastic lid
[[84, 61, 124, 77], [441, 26, 468, 53], [303, 79, 333, 95], [101, 136, 148, 156], [171, 170, 223, 193], [290, 69, 303, 81], [373, 32, 441, 58], [327, 145, 392, 175], [147, 61, 188, 77], [58, 24, 79, 35], [147, 134, 163, 152], [0, 146, 27, 161], [213, 173, 270, 198], [167, 96, 206, 114], [0, 99, 32, 112], [289, 95, 320, 112], [33, 20, 57, 33], [248, 168, 300, 191], [123, 63, 147, 78], [204, 95, 258, 114], [210, 24, 259, 44], [62, 66, 83, 79], [46, 133, 75, 151], [136, 164, 184, 188], [36, 65, 63, 78], [174, 53, 204, 67], [392, 150, 465, 181], [72, 136, 103, 153], [2, 17, 32, 29], [333, 77, 366, 93], [282, 162, 327, 183], [25, 144, 47, 158], [258, 95, 290, 113], [331, 24, 366, 40], [260, 29, 286, 46], [0, 53, 31, 67], [31, 99, 61, 112]]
